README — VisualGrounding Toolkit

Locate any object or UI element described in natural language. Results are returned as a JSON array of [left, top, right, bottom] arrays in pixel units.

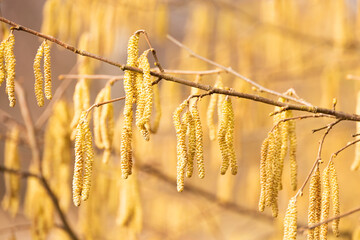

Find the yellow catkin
[[278, 99, 289, 190], [206, 75, 223, 140], [289, 111, 297, 191], [283, 197, 297, 240], [351, 90, 360, 170], [33, 43, 44, 107], [0, 39, 6, 87], [185, 111, 196, 178], [2, 126, 20, 217], [73, 116, 85, 207], [226, 98, 237, 175], [307, 166, 321, 240], [43, 41, 52, 100], [259, 136, 269, 212], [218, 97, 231, 175], [320, 165, 331, 239], [173, 100, 189, 192], [264, 131, 276, 208], [93, 88, 106, 149], [100, 85, 114, 164], [136, 50, 153, 141], [191, 106, 205, 179], [5, 33, 16, 107], [81, 114, 94, 201], [120, 32, 140, 179], [329, 161, 340, 237], [150, 83, 161, 133], [271, 114, 282, 217]]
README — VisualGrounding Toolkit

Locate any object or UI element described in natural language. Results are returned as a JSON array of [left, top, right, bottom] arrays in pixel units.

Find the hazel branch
[[1, 17, 360, 121]]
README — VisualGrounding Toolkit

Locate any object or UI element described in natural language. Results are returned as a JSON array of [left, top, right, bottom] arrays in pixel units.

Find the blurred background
[[1, 0, 360, 239]]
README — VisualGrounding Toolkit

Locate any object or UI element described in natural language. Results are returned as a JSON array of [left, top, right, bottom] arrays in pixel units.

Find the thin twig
[[167, 34, 312, 107], [294, 119, 342, 199], [270, 114, 335, 132], [161, 69, 224, 75], [2, 17, 360, 121], [84, 96, 126, 118], [59, 74, 124, 81], [0, 165, 39, 178], [35, 78, 72, 129], [301, 206, 360, 231]]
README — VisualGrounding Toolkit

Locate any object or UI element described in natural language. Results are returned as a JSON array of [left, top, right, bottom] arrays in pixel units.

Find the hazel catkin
[[5, 33, 16, 107], [191, 106, 205, 179], [329, 161, 340, 237], [307, 166, 321, 240], [173, 100, 189, 192], [0, 39, 6, 87], [283, 197, 297, 240], [43, 41, 52, 100], [320, 165, 330, 239], [34, 43, 44, 107]]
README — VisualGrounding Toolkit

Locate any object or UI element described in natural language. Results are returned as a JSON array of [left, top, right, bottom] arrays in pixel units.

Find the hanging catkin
[[191, 105, 205, 179], [100, 85, 114, 164], [93, 88, 106, 149], [173, 100, 189, 192], [43, 41, 52, 100], [5, 33, 16, 107], [207, 75, 224, 140], [2, 126, 20, 217], [121, 32, 140, 179], [0, 39, 6, 87], [352, 90, 360, 170], [218, 97, 236, 175], [320, 165, 331, 238], [150, 83, 161, 133], [73, 112, 94, 206], [33, 43, 44, 107], [329, 161, 340, 237], [283, 197, 297, 240], [259, 136, 269, 212], [135, 50, 153, 141], [288, 111, 297, 190], [186, 110, 196, 178], [307, 166, 321, 240]]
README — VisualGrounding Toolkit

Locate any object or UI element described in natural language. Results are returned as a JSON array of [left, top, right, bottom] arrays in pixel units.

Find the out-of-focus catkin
[[173, 100, 189, 192], [352, 90, 360, 170], [33, 43, 44, 107], [307, 166, 321, 240], [100, 85, 114, 164], [2, 126, 20, 217], [5, 33, 16, 107], [93, 88, 106, 149], [283, 197, 297, 240], [320, 165, 330, 238], [329, 161, 340, 237], [206, 75, 223, 140], [43, 41, 52, 100], [150, 83, 161, 133], [121, 32, 140, 179]]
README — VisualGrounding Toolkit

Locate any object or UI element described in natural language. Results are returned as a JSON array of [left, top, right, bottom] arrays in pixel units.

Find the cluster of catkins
[[259, 98, 297, 218], [0, 32, 16, 107], [120, 32, 157, 179], [173, 99, 205, 192]]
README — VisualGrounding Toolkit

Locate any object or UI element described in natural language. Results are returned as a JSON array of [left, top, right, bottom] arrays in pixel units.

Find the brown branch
[[139, 163, 273, 223], [0, 165, 39, 178], [1, 17, 360, 121], [294, 119, 342, 199]]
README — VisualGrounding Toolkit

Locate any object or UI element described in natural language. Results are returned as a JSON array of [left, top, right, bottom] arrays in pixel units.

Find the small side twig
[[294, 119, 342, 199], [84, 96, 126, 118]]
